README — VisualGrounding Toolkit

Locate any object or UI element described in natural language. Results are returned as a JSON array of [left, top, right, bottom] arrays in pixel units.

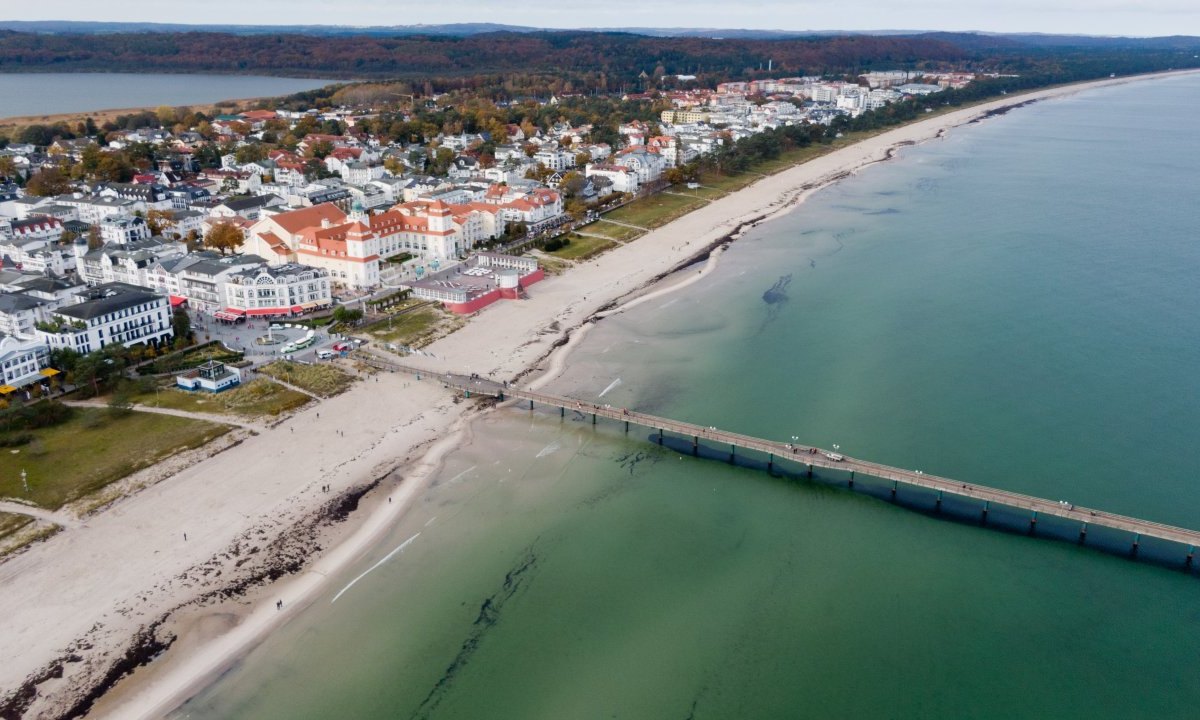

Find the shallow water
[[175, 73, 1200, 719]]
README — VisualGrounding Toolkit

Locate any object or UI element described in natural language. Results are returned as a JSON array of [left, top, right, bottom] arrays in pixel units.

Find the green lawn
[[603, 193, 709, 231], [0, 408, 230, 510], [125, 379, 310, 418], [362, 307, 449, 346], [549, 234, 617, 261], [259, 361, 356, 397]]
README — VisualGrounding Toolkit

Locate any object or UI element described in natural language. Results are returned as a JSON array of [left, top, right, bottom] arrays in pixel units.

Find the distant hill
[[0, 23, 1195, 87], [1, 20, 1197, 47]]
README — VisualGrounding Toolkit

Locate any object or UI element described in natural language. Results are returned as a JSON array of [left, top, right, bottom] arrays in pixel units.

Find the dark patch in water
[[411, 549, 538, 719], [761, 274, 792, 305], [617, 449, 660, 476], [757, 274, 794, 335], [866, 207, 901, 215]]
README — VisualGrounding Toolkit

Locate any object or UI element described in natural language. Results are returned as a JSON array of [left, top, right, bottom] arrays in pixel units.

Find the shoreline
[[1, 68, 1194, 720]]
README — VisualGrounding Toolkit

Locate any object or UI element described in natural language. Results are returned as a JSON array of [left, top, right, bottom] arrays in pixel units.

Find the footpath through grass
[[259, 360, 356, 397], [126, 378, 310, 418], [0, 408, 230, 510], [603, 193, 709, 230]]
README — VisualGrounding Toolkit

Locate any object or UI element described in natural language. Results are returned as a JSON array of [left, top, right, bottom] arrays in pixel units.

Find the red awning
[[244, 307, 294, 317], [169, 295, 188, 307], [290, 305, 304, 314], [213, 310, 243, 321]]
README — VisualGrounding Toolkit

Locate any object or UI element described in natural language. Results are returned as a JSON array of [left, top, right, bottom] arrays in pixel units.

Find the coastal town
[[0, 69, 975, 399], [0, 61, 1017, 718], [0, 10, 1196, 715]]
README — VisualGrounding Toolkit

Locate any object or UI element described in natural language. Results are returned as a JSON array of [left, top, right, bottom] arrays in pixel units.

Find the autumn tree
[[558, 171, 586, 197], [205, 222, 244, 256], [25, 167, 72, 197], [146, 209, 176, 237]]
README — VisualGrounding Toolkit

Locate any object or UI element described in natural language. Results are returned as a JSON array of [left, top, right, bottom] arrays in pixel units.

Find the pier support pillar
[[624, 420, 630, 433], [1187, 546, 1194, 569], [981, 500, 989, 524], [692, 436, 698, 456], [1029, 510, 1038, 534], [768, 453, 774, 472], [560, 406, 565, 418], [729, 444, 736, 463], [890, 479, 897, 501], [1131, 533, 1140, 557], [529, 399, 534, 411], [592, 413, 597, 425], [848, 470, 854, 489], [1079, 523, 1088, 544], [658, 428, 664, 445], [807, 464, 813, 478], [935, 490, 943, 512]]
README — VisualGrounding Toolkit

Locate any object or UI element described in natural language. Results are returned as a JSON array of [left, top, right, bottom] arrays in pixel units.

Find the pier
[[362, 355, 1200, 567]]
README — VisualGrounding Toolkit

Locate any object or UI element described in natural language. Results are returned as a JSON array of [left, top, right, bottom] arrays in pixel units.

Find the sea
[[0, 73, 332, 118], [172, 73, 1200, 719]]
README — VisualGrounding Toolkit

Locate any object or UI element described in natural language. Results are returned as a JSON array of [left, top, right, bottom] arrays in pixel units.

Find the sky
[[3, 0, 1199, 37]]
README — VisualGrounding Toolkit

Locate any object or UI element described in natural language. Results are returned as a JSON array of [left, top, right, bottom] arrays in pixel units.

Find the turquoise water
[[175, 74, 1200, 719], [0, 73, 332, 117]]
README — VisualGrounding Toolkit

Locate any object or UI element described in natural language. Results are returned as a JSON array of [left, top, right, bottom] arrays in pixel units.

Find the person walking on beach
[[276, 600, 283, 610]]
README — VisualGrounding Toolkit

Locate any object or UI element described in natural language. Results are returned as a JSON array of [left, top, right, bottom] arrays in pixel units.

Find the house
[[74, 237, 187, 288], [585, 164, 640, 194], [220, 263, 332, 317], [176, 359, 242, 393], [39, 282, 172, 354], [146, 252, 267, 314], [209, 194, 286, 222], [99, 216, 151, 245], [2, 216, 64, 244], [0, 292, 48, 338], [0, 332, 50, 389]]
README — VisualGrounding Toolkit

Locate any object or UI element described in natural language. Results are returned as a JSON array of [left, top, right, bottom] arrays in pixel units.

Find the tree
[[156, 105, 176, 126], [558, 171, 586, 197], [146, 209, 176, 237], [25, 167, 72, 197], [332, 306, 364, 326], [171, 308, 192, 346], [205, 222, 244, 255], [86, 224, 103, 250], [309, 140, 334, 159]]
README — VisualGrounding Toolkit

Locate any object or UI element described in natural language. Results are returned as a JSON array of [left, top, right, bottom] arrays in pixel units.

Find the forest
[[0, 30, 967, 81]]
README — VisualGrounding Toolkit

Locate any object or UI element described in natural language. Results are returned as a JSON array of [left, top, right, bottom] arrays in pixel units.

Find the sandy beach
[[0, 69, 1194, 720]]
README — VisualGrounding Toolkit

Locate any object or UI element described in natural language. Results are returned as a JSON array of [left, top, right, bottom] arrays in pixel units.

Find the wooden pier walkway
[[360, 354, 1200, 564]]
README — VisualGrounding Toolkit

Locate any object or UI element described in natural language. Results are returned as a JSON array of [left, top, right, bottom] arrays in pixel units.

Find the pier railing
[[358, 352, 1200, 564]]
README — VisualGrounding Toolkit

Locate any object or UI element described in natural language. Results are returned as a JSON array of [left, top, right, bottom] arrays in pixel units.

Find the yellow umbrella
[[39, 368, 61, 377], [0, 385, 17, 394]]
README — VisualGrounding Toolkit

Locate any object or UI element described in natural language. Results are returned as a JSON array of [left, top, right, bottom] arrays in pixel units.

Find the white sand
[[1, 69, 1193, 720]]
